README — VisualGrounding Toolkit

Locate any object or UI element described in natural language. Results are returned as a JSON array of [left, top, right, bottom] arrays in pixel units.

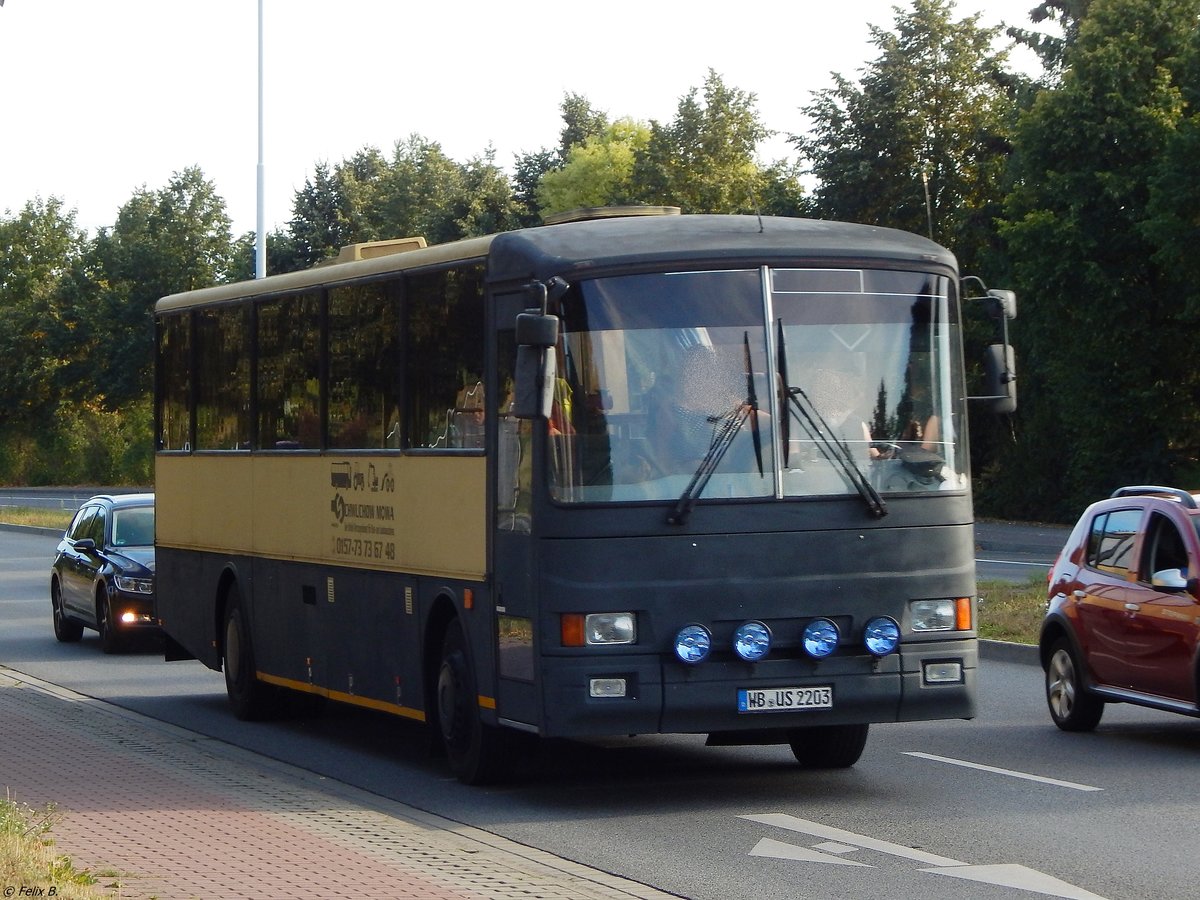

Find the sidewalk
[[0, 668, 679, 900]]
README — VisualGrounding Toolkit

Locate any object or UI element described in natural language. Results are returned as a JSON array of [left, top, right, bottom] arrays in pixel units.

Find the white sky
[[0, 0, 1044, 238]]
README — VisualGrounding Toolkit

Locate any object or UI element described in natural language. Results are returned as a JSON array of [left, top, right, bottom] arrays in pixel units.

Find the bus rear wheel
[[788, 723, 869, 768], [223, 588, 275, 721], [436, 620, 506, 785]]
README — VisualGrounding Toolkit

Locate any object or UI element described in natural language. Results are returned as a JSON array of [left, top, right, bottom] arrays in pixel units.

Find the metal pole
[[255, 0, 266, 278]]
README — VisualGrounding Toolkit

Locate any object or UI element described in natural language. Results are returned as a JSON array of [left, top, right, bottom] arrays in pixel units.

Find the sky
[[0, 0, 1046, 238]]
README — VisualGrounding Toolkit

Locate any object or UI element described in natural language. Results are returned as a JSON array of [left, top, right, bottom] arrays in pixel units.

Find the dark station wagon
[[50, 493, 157, 653]]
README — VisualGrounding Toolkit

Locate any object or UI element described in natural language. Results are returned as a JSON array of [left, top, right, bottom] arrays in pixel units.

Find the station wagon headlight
[[114, 575, 153, 594]]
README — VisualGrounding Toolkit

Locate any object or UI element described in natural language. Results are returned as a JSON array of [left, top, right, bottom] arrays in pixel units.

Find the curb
[[980, 638, 1038, 666], [0, 522, 62, 537]]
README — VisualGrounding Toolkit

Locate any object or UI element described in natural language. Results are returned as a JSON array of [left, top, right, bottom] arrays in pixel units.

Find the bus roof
[[155, 234, 496, 313], [156, 215, 956, 314], [488, 214, 957, 284]]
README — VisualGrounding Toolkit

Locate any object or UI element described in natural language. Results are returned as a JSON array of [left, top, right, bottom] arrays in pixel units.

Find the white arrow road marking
[[743, 814, 1110, 899], [742, 813, 964, 866], [750, 838, 870, 866], [922, 863, 1110, 900], [904, 752, 1104, 791]]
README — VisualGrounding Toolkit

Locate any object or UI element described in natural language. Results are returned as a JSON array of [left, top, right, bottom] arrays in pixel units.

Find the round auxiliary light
[[863, 616, 901, 657], [733, 621, 772, 662], [674, 624, 713, 664], [802, 618, 840, 659]]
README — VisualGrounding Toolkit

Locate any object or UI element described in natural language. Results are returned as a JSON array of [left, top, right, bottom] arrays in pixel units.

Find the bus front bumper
[[536, 639, 977, 739]]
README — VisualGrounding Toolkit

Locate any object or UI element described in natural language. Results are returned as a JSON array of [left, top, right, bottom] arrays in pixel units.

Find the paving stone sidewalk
[[0, 668, 679, 900]]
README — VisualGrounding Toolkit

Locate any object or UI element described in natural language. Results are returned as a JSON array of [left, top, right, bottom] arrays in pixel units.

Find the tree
[[288, 160, 354, 268], [557, 92, 609, 160], [994, 0, 1200, 519], [794, 0, 1018, 275], [76, 166, 233, 407], [631, 70, 771, 213], [537, 119, 652, 214], [1008, 0, 1094, 75], [0, 197, 86, 423], [512, 93, 611, 225]]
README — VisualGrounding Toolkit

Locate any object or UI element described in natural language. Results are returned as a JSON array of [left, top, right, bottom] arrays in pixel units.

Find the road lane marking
[[904, 751, 1103, 791], [750, 838, 870, 866], [977, 558, 1049, 568], [745, 814, 1111, 899], [742, 813, 964, 866]]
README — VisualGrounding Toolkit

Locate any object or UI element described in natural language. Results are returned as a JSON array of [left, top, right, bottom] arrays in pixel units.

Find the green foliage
[[0, 198, 87, 423], [631, 70, 771, 213], [1008, 0, 1095, 75], [2, 795, 110, 897], [0, 399, 152, 486], [794, 0, 1017, 275], [992, 0, 1200, 520], [537, 119, 652, 214]]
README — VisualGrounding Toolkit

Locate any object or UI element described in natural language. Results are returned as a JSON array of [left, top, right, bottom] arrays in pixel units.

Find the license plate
[[738, 685, 833, 713]]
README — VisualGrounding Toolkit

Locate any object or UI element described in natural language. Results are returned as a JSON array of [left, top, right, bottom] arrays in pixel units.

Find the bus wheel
[[223, 588, 275, 721], [52, 581, 83, 643], [436, 620, 505, 785], [788, 723, 869, 768]]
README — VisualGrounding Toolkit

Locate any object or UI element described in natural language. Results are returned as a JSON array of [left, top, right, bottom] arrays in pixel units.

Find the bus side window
[[405, 265, 485, 450]]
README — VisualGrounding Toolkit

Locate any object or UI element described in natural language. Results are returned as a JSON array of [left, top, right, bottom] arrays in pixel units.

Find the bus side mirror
[[983, 343, 1017, 413], [987, 289, 1017, 320], [513, 311, 559, 420]]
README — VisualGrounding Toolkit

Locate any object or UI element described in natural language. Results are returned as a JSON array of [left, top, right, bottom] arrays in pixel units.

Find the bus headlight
[[674, 624, 712, 664], [863, 616, 900, 656], [910, 598, 972, 631], [585, 612, 636, 645], [802, 618, 840, 658], [732, 621, 771, 662], [561, 612, 636, 646]]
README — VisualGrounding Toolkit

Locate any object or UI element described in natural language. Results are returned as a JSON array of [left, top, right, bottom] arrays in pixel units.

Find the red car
[[1041, 485, 1200, 730]]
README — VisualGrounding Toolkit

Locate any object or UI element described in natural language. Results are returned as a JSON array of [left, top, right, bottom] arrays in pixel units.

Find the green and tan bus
[[154, 209, 1015, 783]]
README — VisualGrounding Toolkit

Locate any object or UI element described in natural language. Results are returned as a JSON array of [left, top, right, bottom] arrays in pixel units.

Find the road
[[5, 528, 1198, 899]]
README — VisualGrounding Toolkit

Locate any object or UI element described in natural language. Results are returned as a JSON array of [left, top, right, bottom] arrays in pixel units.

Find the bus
[[154, 208, 1017, 783]]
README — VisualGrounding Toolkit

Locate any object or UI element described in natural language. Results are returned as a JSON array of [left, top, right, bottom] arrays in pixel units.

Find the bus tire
[[223, 587, 275, 721], [436, 619, 506, 785], [788, 723, 869, 768]]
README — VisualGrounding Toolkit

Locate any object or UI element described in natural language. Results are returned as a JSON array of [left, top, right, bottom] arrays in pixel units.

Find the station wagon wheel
[[436, 619, 507, 785], [97, 590, 123, 654], [223, 586, 276, 721], [1046, 637, 1104, 732], [51, 580, 83, 643], [788, 723, 869, 768]]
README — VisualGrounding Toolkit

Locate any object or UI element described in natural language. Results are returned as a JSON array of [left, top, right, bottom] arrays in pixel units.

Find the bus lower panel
[[535, 643, 976, 738]]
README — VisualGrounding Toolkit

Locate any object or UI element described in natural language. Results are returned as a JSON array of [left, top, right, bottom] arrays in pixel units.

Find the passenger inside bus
[[638, 344, 765, 479]]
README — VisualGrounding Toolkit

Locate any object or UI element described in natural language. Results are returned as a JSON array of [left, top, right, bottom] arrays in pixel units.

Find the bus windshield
[[548, 267, 964, 505]]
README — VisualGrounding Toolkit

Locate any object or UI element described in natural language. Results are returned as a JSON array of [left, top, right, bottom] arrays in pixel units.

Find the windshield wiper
[[667, 332, 764, 526], [776, 319, 887, 519]]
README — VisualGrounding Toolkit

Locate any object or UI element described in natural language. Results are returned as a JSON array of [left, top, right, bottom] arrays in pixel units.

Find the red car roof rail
[[1109, 485, 1199, 508]]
